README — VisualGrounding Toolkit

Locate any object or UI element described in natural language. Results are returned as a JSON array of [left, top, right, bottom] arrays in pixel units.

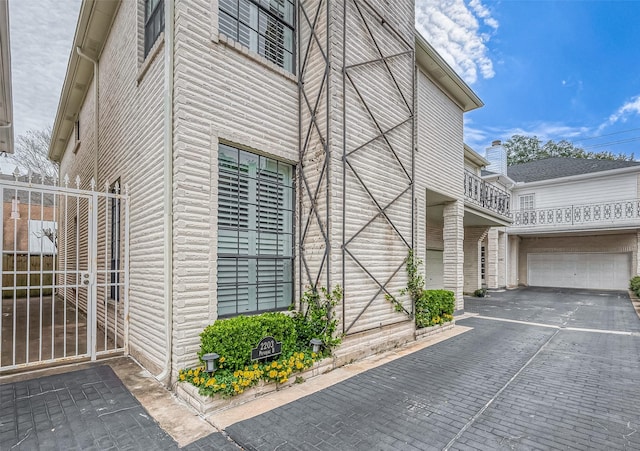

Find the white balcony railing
[[464, 170, 511, 218], [512, 198, 640, 228]]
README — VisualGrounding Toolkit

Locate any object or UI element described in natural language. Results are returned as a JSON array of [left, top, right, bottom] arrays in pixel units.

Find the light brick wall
[[508, 235, 520, 287], [486, 228, 499, 289], [59, 0, 167, 374], [463, 226, 489, 293], [171, 0, 299, 372], [443, 201, 464, 310]]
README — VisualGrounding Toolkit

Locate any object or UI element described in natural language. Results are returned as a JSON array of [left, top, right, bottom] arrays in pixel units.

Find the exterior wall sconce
[[310, 338, 323, 354], [202, 352, 219, 373]]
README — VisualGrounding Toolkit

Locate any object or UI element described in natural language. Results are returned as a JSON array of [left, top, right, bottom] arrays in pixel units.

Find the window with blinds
[[217, 144, 294, 316], [218, 0, 295, 73]]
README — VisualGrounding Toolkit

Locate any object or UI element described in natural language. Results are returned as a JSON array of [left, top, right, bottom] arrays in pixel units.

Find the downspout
[[75, 47, 99, 182], [156, 0, 174, 386]]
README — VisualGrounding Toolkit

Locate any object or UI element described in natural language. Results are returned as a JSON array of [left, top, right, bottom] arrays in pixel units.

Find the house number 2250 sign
[[251, 336, 282, 361]]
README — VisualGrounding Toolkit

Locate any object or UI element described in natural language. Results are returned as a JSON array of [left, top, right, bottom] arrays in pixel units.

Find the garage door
[[426, 250, 444, 289], [528, 252, 631, 290]]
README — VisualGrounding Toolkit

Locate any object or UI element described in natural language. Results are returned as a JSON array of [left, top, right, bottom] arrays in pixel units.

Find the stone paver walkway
[[0, 365, 238, 450], [2, 288, 640, 450]]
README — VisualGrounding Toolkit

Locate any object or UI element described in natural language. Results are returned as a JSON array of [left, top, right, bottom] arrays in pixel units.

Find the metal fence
[[0, 173, 129, 373], [464, 170, 511, 218]]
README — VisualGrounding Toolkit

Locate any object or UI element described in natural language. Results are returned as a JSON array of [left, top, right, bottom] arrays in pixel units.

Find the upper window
[[219, 0, 295, 73], [217, 144, 294, 317], [144, 0, 165, 57], [519, 194, 535, 211]]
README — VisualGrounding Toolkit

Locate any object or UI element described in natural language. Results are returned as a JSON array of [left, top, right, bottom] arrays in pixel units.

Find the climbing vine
[[385, 249, 424, 318]]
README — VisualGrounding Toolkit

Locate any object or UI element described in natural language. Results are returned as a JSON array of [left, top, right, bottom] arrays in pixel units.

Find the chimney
[[485, 140, 507, 175]]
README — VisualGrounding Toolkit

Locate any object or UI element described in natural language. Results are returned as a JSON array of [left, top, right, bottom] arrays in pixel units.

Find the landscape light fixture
[[310, 338, 323, 354], [202, 352, 219, 373]]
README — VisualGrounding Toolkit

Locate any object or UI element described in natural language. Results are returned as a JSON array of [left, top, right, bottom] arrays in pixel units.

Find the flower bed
[[176, 357, 334, 416]]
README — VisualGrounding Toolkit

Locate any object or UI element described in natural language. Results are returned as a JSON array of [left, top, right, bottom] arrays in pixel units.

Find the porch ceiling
[[464, 204, 511, 227]]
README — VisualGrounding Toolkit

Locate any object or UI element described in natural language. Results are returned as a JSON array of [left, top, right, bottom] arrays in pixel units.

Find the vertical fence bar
[[75, 182, 80, 356], [123, 185, 130, 354], [63, 187, 69, 357], [0, 185, 3, 365], [39, 187, 45, 362], [89, 187, 98, 360], [26, 188, 32, 363], [103, 183, 109, 351], [12, 183, 18, 365]]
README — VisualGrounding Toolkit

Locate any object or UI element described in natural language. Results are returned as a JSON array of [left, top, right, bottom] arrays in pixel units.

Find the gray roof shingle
[[507, 157, 640, 183]]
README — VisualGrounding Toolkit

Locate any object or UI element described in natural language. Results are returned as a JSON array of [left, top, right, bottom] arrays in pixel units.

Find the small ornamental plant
[[179, 351, 317, 397], [179, 286, 341, 398]]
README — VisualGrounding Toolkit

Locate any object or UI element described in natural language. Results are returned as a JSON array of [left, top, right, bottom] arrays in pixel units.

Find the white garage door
[[426, 250, 444, 289], [528, 252, 631, 290]]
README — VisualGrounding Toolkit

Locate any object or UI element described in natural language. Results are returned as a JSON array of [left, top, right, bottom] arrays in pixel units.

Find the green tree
[[504, 134, 633, 165]]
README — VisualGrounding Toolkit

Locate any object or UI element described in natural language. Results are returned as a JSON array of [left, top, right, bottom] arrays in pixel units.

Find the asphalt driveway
[[2, 287, 640, 450], [225, 288, 640, 450]]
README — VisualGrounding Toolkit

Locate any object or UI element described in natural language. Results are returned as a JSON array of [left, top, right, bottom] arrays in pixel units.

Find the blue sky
[[417, 0, 640, 158], [8, 0, 640, 160]]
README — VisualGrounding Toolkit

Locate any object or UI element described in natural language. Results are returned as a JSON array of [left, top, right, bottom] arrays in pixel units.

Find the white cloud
[[603, 95, 640, 128], [416, 0, 498, 84]]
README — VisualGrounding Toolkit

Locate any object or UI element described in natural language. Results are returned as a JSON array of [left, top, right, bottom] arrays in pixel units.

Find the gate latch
[[81, 272, 93, 286]]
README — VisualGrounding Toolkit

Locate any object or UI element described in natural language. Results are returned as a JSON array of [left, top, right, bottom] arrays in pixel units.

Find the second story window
[[219, 0, 295, 73], [519, 194, 535, 211], [144, 0, 165, 57]]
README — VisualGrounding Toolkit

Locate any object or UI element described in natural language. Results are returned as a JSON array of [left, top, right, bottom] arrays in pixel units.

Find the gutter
[[75, 47, 99, 182], [156, 0, 174, 387]]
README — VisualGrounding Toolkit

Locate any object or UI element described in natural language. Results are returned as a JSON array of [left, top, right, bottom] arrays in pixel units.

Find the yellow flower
[[311, 352, 317, 358], [219, 357, 225, 363], [220, 383, 226, 389], [269, 370, 278, 378], [187, 369, 193, 376], [271, 361, 278, 368], [179, 374, 186, 381], [253, 364, 258, 370]]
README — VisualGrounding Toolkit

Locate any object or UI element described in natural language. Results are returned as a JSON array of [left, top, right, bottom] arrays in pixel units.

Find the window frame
[[217, 143, 295, 317], [519, 194, 535, 211], [218, 0, 296, 73], [144, 0, 165, 58]]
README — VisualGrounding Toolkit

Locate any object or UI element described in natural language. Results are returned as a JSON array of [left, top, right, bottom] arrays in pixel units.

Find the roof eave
[[415, 31, 483, 113], [464, 143, 490, 167], [512, 164, 640, 187], [48, 0, 120, 163]]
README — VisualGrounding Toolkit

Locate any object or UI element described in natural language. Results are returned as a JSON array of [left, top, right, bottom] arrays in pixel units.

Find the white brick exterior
[[52, 0, 484, 381]]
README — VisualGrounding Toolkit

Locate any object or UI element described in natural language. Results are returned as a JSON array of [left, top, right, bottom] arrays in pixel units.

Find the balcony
[[464, 170, 511, 220], [511, 198, 640, 231]]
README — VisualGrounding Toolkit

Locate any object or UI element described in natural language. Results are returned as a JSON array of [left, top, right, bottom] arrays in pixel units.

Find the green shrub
[[630, 276, 640, 297], [185, 286, 343, 398], [473, 288, 487, 297], [415, 289, 455, 328], [199, 312, 299, 372]]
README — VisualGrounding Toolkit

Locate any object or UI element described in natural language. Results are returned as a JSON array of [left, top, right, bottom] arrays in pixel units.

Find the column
[[443, 201, 464, 311]]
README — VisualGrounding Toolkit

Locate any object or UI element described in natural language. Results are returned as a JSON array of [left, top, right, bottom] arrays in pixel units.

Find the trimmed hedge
[[199, 312, 299, 372], [630, 276, 640, 297], [415, 289, 455, 328]]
